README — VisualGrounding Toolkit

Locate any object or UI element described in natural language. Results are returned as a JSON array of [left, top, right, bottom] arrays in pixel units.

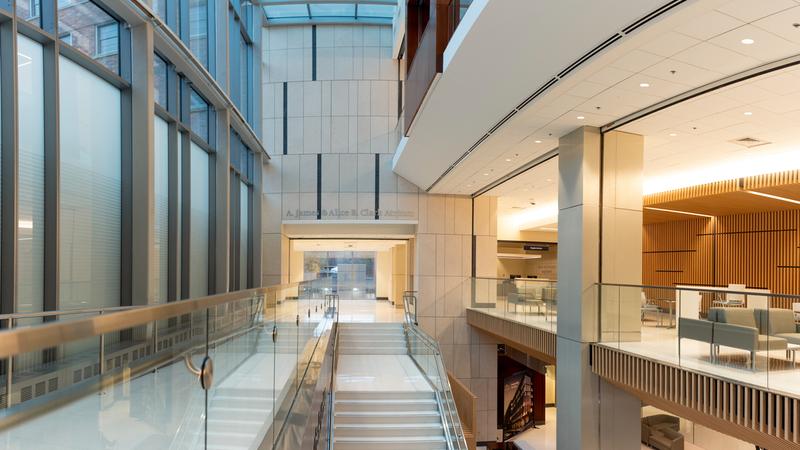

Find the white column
[[556, 127, 643, 450]]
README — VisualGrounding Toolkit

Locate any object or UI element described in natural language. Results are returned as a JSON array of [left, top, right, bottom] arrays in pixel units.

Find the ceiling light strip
[[601, 54, 800, 133], [472, 149, 559, 198], [643, 206, 714, 218], [745, 190, 800, 205], [425, 0, 687, 193]]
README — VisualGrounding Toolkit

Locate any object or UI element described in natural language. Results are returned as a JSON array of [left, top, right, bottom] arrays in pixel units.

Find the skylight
[[261, 0, 397, 25]]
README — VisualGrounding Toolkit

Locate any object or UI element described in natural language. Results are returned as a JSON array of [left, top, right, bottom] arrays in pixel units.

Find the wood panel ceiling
[[643, 169, 800, 223]]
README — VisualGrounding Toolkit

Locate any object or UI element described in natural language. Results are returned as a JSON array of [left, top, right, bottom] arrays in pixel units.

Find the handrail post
[[99, 310, 106, 375], [5, 318, 12, 408]]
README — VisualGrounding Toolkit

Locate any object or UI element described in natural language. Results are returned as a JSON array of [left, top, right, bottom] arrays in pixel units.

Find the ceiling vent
[[730, 137, 771, 148]]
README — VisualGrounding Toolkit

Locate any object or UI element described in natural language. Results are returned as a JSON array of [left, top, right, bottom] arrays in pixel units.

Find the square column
[[556, 127, 643, 450]]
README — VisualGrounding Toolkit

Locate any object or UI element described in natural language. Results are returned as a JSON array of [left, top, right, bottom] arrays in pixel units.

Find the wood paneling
[[448, 371, 477, 450], [592, 345, 800, 450], [643, 210, 800, 310]]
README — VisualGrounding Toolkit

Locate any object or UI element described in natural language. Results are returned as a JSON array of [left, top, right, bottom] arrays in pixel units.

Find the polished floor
[[335, 354, 431, 392]]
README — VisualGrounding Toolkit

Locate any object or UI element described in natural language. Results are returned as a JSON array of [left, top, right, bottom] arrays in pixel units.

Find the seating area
[[641, 414, 684, 450], [679, 307, 800, 369]]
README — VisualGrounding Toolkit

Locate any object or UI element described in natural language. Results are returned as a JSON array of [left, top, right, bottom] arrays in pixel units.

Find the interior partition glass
[[303, 251, 376, 300], [154, 117, 169, 303], [58, 0, 120, 74], [59, 55, 121, 310], [189, 142, 210, 298], [17, 35, 45, 326]]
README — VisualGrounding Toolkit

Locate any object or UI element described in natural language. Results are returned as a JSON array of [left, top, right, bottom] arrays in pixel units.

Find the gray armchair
[[641, 414, 680, 447], [649, 428, 684, 450], [678, 318, 714, 359]]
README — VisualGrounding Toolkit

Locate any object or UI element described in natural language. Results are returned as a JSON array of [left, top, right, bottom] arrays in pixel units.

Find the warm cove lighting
[[644, 207, 713, 218], [511, 202, 559, 230], [643, 149, 800, 195], [746, 190, 800, 205]]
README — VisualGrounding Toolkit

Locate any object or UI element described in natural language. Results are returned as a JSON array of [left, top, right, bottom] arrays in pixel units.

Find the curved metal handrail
[[0, 281, 308, 360]]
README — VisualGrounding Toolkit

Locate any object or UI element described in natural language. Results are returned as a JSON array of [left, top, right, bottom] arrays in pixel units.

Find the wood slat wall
[[592, 345, 800, 450], [643, 209, 800, 311]]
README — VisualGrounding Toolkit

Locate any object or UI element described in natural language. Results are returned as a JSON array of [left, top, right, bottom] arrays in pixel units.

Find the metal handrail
[[598, 282, 800, 300], [0, 305, 143, 323], [0, 282, 308, 359], [404, 324, 468, 450]]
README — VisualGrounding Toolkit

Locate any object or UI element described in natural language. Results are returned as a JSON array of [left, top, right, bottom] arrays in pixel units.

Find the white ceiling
[[399, 0, 800, 196], [392, 0, 670, 191], [489, 158, 559, 231], [292, 239, 407, 252]]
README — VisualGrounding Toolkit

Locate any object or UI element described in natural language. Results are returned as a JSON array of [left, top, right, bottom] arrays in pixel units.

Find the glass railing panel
[[597, 283, 800, 398], [206, 296, 270, 450]]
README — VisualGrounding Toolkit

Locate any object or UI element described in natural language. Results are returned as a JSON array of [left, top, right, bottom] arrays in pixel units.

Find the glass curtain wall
[[189, 142, 210, 298], [154, 116, 169, 303], [59, 56, 122, 311], [17, 35, 45, 324]]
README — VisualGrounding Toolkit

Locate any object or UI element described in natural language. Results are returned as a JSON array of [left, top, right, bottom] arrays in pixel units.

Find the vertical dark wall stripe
[[282, 82, 288, 155], [316, 154, 322, 220], [471, 198, 476, 277], [311, 25, 317, 81], [374, 154, 380, 220]]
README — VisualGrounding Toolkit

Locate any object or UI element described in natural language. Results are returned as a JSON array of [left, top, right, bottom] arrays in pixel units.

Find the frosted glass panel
[[239, 181, 248, 290], [154, 117, 169, 303], [59, 56, 121, 310], [18, 35, 45, 323], [190, 142, 209, 298]]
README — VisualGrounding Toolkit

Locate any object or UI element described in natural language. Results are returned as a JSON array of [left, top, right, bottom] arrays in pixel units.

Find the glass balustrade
[[598, 283, 800, 398], [467, 277, 558, 333], [0, 279, 336, 450]]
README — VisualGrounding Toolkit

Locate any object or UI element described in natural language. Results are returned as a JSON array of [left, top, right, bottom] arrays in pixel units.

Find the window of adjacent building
[[190, 88, 209, 142], [146, 0, 167, 21], [17, 35, 45, 325], [154, 117, 169, 303], [154, 54, 168, 109], [59, 55, 121, 310], [59, 33, 73, 46], [17, 0, 41, 27], [58, 0, 120, 73], [96, 23, 119, 57], [189, 0, 208, 68], [189, 142, 210, 298]]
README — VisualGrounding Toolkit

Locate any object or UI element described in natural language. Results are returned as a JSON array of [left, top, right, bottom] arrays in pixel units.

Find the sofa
[[757, 308, 800, 345], [679, 308, 789, 369], [641, 415, 681, 449]]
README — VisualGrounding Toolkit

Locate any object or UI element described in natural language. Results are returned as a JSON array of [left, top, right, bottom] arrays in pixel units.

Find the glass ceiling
[[261, 1, 397, 25]]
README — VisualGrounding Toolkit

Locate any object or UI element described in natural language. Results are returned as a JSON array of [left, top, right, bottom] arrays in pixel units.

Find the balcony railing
[[0, 279, 340, 449]]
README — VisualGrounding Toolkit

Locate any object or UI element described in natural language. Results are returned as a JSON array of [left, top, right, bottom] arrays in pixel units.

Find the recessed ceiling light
[[639, 82, 650, 88], [740, 38, 754, 45], [669, 133, 677, 137], [744, 111, 753, 116], [534, 140, 542, 144], [546, 178, 552, 182], [576, 116, 585, 120], [483, 173, 489, 176], [505, 158, 511, 162]]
